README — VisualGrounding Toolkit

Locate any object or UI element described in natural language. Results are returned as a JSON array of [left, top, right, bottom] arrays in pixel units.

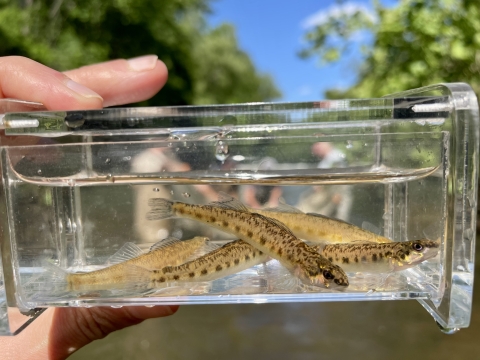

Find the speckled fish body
[[147, 198, 349, 288], [254, 207, 392, 244], [146, 240, 268, 285], [65, 236, 208, 291], [316, 239, 440, 273]]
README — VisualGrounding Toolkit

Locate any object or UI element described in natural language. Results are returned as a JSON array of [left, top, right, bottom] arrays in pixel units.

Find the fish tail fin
[[41, 260, 70, 292], [147, 198, 175, 220]]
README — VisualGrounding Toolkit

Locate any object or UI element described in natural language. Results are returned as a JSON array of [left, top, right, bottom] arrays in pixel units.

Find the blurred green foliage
[[300, 0, 480, 99], [0, 0, 280, 105]]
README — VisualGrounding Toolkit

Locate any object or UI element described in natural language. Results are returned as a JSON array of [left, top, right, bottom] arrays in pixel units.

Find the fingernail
[[66, 80, 103, 100], [127, 55, 158, 72]]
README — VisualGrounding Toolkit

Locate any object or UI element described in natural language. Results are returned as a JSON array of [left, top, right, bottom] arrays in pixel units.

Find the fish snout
[[333, 277, 349, 287], [321, 266, 349, 288]]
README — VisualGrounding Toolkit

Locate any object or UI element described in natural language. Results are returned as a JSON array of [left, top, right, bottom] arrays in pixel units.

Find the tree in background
[[300, 0, 480, 99], [0, 0, 280, 105], [193, 23, 280, 104]]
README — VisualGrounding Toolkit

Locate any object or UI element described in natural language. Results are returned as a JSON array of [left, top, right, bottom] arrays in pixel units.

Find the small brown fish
[[147, 197, 349, 288], [46, 236, 208, 292], [253, 201, 392, 243], [316, 239, 440, 273], [129, 238, 439, 290], [130, 240, 268, 286]]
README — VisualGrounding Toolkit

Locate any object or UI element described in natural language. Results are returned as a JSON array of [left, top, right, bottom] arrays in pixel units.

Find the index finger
[[0, 56, 103, 111], [64, 55, 168, 107]]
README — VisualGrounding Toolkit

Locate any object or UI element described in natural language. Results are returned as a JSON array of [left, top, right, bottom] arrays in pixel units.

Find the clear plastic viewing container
[[0, 83, 477, 335]]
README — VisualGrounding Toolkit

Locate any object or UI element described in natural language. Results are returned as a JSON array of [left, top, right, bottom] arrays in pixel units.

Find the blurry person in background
[[312, 141, 345, 170], [131, 147, 191, 242], [242, 157, 283, 208], [132, 146, 227, 242], [297, 142, 353, 221]]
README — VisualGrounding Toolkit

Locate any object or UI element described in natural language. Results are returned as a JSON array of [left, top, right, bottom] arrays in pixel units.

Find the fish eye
[[323, 270, 335, 280], [412, 242, 424, 251]]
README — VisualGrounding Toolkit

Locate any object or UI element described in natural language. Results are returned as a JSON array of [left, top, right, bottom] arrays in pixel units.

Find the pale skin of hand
[[0, 55, 179, 360]]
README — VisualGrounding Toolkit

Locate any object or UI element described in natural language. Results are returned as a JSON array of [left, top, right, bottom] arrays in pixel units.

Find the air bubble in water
[[182, 192, 191, 198], [37, 169, 42, 175], [215, 141, 229, 162], [105, 158, 111, 164]]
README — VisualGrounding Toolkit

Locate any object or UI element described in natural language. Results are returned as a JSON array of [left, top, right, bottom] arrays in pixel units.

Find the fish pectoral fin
[[121, 265, 154, 291], [107, 242, 143, 265], [366, 273, 393, 293], [210, 192, 250, 212], [388, 258, 401, 272]]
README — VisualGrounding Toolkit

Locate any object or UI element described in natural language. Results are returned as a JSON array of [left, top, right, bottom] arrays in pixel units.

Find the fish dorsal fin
[[148, 236, 181, 252], [361, 221, 381, 235], [255, 213, 297, 238], [210, 192, 250, 212], [107, 242, 144, 265], [305, 212, 354, 227], [263, 198, 304, 214]]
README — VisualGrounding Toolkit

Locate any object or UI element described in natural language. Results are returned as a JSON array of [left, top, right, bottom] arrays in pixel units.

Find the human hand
[[0, 55, 168, 109], [0, 55, 178, 360]]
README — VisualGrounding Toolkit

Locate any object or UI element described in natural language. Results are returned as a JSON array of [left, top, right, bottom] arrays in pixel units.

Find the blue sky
[[208, 1, 397, 102]]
